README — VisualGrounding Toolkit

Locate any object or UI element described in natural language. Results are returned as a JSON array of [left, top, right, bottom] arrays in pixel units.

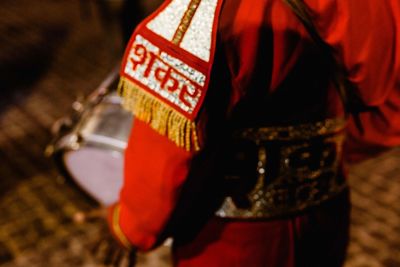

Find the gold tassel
[[118, 77, 200, 151]]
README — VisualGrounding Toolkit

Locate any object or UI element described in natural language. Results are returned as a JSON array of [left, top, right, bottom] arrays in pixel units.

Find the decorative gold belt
[[215, 118, 348, 219]]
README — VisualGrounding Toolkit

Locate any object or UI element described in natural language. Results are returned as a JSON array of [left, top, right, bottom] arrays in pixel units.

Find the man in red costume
[[107, 0, 400, 266]]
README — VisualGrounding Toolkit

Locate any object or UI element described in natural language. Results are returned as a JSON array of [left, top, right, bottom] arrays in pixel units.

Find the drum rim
[[47, 68, 125, 206], [51, 131, 126, 153]]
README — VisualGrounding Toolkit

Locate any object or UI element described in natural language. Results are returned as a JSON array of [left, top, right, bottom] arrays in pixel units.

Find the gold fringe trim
[[118, 77, 200, 151]]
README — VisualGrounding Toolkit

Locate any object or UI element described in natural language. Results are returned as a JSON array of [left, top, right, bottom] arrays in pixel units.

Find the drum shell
[[50, 92, 133, 206]]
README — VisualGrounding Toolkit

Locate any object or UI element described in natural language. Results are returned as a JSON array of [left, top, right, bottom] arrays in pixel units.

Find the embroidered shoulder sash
[[118, 0, 224, 151]]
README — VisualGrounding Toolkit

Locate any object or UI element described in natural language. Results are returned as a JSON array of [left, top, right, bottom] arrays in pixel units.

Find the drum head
[[63, 147, 124, 206]]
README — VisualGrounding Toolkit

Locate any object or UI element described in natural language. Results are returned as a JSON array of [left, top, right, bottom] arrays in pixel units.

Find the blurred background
[[0, 1, 399, 266]]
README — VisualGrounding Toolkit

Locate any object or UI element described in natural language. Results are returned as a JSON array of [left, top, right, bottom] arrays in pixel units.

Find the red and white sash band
[[118, 0, 224, 151]]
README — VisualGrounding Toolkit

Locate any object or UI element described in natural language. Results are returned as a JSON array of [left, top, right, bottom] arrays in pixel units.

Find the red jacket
[[109, 0, 400, 251]]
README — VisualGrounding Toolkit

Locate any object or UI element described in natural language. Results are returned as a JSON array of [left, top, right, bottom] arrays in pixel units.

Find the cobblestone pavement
[[0, 1, 399, 266], [345, 150, 400, 267]]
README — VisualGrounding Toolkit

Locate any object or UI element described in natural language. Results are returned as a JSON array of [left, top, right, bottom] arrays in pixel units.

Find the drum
[[47, 70, 133, 206]]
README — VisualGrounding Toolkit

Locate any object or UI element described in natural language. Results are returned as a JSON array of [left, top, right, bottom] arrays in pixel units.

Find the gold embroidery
[[172, 0, 202, 45], [237, 118, 347, 142], [112, 205, 133, 250], [215, 120, 348, 219]]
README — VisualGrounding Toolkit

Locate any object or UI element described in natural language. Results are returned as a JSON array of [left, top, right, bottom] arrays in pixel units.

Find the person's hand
[[72, 208, 137, 267]]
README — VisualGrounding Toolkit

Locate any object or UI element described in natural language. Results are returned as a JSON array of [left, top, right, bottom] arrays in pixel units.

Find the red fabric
[[175, 191, 350, 267], [110, 0, 399, 265], [307, 1, 398, 106], [220, 0, 400, 164], [118, 119, 192, 250], [175, 219, 296, 267], [221, 0, 399, 108], [344, 0, 400, 163]]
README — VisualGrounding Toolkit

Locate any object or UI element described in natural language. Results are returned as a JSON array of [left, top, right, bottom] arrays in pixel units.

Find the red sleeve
[[109, 119, 193, 250], [306, 0, 400, 162], [307, 0, 399, 106], [220, 0, 399, 104]]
